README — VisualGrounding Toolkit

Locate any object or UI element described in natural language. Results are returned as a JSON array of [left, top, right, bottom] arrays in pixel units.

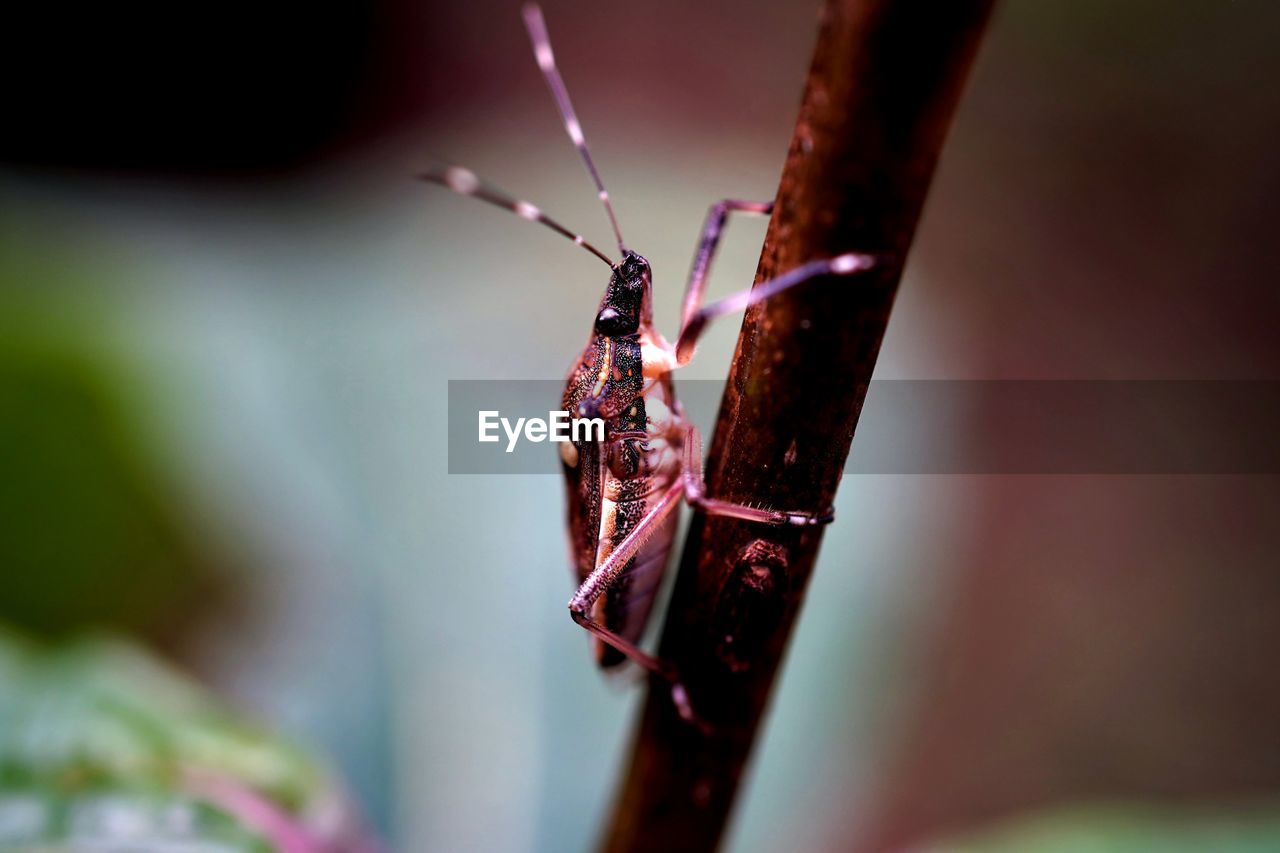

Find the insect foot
[[566, 604, 713, 733], [786, 509, 835, 526]]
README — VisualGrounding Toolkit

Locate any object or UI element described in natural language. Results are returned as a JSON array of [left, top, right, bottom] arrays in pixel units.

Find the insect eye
[[594, 306, 638, 336]]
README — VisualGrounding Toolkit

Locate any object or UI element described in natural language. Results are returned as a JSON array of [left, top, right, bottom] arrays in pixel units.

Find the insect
[[423, 3, 875, 722]]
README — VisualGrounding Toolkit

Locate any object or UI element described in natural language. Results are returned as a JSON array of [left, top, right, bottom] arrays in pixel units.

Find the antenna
[[419, 166, 615, 267], [522, 3, 627, 255]]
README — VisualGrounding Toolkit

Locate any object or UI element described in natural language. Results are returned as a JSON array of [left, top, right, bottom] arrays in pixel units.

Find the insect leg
[[568, 480, 703, 724], [680, 200, 774, 332], [681, 424, 834, 526], [674, 252, 879, 365]]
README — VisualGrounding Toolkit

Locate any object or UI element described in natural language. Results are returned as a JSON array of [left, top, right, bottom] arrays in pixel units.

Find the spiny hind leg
[[567, 480, 703, 726], [680, 424, 834, 526]]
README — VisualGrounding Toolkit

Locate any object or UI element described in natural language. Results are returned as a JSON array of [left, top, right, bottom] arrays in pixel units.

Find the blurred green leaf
[[930, 802, 1280, 853], [0, 223, 230, 644], [0, 629, 371, 850]]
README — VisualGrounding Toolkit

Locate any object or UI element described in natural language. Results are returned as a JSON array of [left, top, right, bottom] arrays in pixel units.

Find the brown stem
[[601, 0, 994, 850]]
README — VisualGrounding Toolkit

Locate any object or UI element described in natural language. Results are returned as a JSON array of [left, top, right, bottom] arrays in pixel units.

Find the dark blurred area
[[2, 0, 1279, 851], [3, 1, 381, 175], [0, 1, 812, 178]]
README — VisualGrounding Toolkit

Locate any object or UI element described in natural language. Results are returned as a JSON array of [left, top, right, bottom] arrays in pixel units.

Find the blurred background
[[2, 0, 1278, 850]]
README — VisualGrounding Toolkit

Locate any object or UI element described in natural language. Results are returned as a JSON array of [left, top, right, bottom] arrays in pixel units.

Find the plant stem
[[602, 0, 994, 850]]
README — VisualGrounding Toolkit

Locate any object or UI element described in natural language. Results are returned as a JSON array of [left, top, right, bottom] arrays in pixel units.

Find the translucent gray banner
[[447, 380, 1280, 474]]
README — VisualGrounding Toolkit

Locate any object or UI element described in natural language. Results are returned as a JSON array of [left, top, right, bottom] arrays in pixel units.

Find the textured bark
[[602, 0, 994, 850]]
